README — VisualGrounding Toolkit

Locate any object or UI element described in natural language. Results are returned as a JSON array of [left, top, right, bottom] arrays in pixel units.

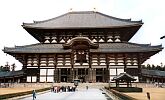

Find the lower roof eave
[[5, 50, 161, 54]]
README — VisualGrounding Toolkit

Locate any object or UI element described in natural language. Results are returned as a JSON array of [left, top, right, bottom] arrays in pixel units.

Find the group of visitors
[[51, 86, 76, 93]]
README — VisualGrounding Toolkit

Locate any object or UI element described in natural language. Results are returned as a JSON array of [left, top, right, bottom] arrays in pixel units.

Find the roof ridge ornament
[[69, 8, 73, 12], [93, 8, 97, 12]]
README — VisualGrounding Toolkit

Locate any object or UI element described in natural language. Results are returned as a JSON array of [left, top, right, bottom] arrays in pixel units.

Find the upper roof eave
[[22, 24, 142, 30]]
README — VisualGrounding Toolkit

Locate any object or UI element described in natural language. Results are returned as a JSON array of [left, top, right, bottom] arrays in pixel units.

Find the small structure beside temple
[[141, 69, 165, 83], [112, 72, 136, 87]]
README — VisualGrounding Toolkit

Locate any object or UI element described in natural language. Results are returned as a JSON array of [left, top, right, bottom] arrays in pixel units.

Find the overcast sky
[[0, 0, 164, 70]]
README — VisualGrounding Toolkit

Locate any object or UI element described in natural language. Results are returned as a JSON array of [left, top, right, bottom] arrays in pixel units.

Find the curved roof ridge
[[13, 43, 41, 48], [123, 42, 150, 47], [151, 44, 163, 47], [96, 12, 143, 24], [22, 13, 69, 26], [125, 42, 163, 49], [22, 11, 143, 27]]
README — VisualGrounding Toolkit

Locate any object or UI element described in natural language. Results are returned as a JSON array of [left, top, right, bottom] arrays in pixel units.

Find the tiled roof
[[4, 43, 71, 53], [22, 11, 142, 29], [142, 69, 165, 77], [3, 42, 162, 53], [112, 72, 136, 81], [91, 42, 162, 53], [0, 70, 23, 78]]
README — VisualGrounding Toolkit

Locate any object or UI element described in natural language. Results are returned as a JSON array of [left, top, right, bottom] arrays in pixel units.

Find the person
[[50, 85, 53, 92], [86, 86, 88, 90], [146, 92, 150, 100], [54, 86, 57, 93], [32, 90, 36, 100]]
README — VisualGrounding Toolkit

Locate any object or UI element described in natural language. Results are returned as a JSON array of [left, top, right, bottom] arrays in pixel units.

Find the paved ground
[[0, 87, 41, 95], [22, 89, 112, 100], [124, 88, 165, 100]]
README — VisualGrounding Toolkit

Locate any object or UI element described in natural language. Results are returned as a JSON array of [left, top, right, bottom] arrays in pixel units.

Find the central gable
[[63, 37, 99, 49]]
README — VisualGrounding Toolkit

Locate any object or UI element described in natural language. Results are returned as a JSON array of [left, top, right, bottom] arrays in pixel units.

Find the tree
[[156, 65, 161, 70], [0, 66, 3, 72], [2, 62, 10, 72], [163, 65, 165, 71], [151, 64, 156, 70], [11, 63, 16, 71], [146, 64, 151, 70]]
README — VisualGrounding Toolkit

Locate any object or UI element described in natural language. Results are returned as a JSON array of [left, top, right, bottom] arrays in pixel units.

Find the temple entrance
[[78, 69, 86, 82], [61, 76, 67, 82], [96, 76, 103, 82], [96, 69, 103, 82], [61, 69, 68, 82], [79, 76, 85, 82]]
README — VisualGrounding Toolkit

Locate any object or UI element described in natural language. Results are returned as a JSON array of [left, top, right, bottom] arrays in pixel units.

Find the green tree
[[151, 64, 156, 70], [163, 65, 165, 71], [147, 64, 151, 70], [2, 62, 10, 72], [156, 65, 161, 70], [0, 66, 3, 72], [11, 63, 16, 71]]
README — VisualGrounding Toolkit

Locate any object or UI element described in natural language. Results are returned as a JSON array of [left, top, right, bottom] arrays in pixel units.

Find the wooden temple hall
[[3, 11, 163, 83]]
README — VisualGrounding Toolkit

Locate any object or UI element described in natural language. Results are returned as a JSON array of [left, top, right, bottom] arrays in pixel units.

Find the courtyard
[[22, 89, 112, 100]]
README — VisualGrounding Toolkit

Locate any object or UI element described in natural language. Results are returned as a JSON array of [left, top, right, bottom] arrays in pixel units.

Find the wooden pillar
[[71, 51, 74, 69], [91, 68, 93, 82], [54, 54, 57, 82], [67, 68, 68, 82], [127, 82, 129, 87], [68, 68, 73, 82], [54, 68, 57, 82], [71, 68, 74, 80], [88, 68, 92, 82], [85, 68, 86, 82], [106, 54, 110, 82], [23, 54, 28, 83], [138, 53, 142, 82], [102, 68, 104, 82], [37, 54, 40, 82], [59, 69, 61, 82], [162, 77, 163, 83], [93, 68, 96, 82], [13, 77, 14, 83], [152, 77, 154, 82], [76, 69, 78, 79], [88, 53, 92, 68], [104, 33, 108, 42], [88, 53, 92, 82], [123, 54, 127, 72], [4, 77, 5, 83], [116, 81, 119, 87], [56, 34, 60, 43]]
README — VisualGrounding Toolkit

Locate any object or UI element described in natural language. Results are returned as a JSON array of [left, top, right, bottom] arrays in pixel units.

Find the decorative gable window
[[76, 50, 87, 63]]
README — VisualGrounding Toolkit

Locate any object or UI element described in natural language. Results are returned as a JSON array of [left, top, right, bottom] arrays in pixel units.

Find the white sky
[[0, 0, 165, 70]]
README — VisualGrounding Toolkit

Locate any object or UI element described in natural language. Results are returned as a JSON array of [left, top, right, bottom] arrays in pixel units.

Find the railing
[[104, 87, 138, 100]]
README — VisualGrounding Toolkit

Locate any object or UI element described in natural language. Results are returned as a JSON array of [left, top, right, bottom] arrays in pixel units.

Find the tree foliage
[[0, 62, 16, 72], [142, 63, 165, 71]]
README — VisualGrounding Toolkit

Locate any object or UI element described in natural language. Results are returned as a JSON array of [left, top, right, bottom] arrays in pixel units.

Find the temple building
[[2, 11, 163, 83]]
